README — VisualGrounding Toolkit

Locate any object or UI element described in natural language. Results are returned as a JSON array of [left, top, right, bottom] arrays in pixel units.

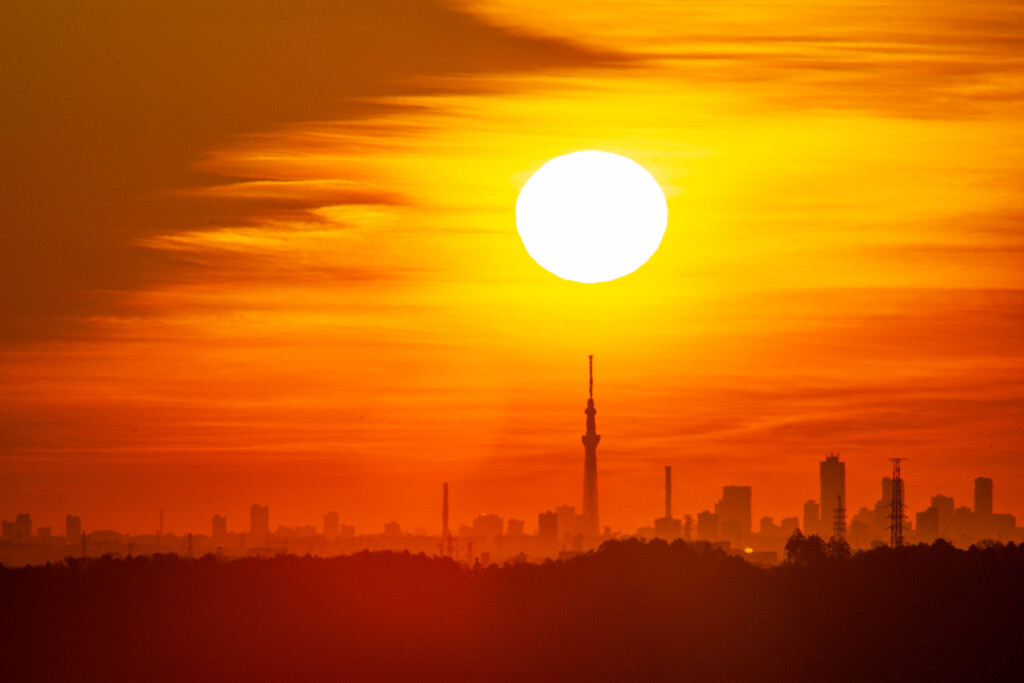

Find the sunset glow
[[6, 3, 1024, 679], [2, 0, 1022, 539]]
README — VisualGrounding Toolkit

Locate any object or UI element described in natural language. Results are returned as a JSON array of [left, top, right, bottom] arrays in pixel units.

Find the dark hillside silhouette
[[2, 539, 1022, 681]]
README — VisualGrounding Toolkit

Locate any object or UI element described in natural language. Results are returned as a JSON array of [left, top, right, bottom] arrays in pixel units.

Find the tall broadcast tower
[[582, 355, 601, 537]]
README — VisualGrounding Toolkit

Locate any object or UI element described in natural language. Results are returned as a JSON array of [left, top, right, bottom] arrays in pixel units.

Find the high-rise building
[[880, 477, 893, 514], [954, 505, 974, 540], [803, 499, 820, 537], [65, 514, 82, 543], [384, 521, 401, 537], [780, 517, 800, 537], [715, 486, 751, 546], [506, 519, 524, 537], [968, 476, 1016, 542], [212, 514, 227, 539], [581, 355, 601, 537], [931, 494, 954, 539], [11, 514, 32, 544], [556, 505, 581, 540], [873, 477, 896, 534], [916, 506, 939, 543], [324, 512, 340, 538], [472, 514, 504, 540], [820, 453, 846, 538], [975, 477, 993, 517], [696, 510, 719, 541], [250, 503, 269, 543], [538, 511, 558, 544]]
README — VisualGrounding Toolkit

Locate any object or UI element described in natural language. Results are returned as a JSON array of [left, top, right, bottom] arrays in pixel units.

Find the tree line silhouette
[[2, 536, 1021, 681]]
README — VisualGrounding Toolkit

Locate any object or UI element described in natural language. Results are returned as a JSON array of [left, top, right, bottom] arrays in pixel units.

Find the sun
[[516, 151, 668, 283]]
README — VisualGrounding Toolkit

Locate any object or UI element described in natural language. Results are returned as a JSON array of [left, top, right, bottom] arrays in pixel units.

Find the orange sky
[[2, 0, 1023, 536]]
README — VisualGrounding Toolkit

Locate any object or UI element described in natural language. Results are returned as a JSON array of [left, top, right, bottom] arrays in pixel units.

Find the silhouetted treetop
[[1, 539, 1021, 681]]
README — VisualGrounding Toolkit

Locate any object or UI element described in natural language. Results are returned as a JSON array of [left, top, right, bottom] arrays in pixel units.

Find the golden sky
[[2, 0, 1023, 535]]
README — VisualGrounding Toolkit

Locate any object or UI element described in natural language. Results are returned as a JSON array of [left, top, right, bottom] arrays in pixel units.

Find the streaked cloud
[[1, 0, 1022, 533]]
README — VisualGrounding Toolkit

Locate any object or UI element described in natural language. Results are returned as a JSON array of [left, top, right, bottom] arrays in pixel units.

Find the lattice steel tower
[[581, 355, 601, 537], [682, 515, 694, 542], [833, 494, 846, 541], [889, 458, 905, 548]]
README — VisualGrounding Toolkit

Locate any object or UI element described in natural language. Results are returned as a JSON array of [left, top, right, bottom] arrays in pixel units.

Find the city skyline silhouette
[[4, 352, 1019, 540], [3, 1, 1023, 680], [4, 2, 1024, 542], [4, 358, 1019, 567]]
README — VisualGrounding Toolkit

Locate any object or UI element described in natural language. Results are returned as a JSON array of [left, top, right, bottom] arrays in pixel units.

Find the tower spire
[[589, 354, 593, 399], [582, 355, 601, 537]]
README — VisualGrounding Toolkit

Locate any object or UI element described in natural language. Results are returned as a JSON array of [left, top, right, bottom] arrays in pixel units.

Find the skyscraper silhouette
[[975, 477, 993, 517], [581, 355, 600, 537], [820, 453, 845, 538], [803, 499, 820, 537], [250, 503, 269, 545], [65, 514, 81, 544], [538, 510, 558, 544], [715, 486, 751, 546], [323, 512, 339, 539], [212, 514, 227, 539]]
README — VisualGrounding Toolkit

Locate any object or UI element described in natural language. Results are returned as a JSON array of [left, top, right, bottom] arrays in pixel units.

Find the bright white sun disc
[[516, 151, 668, 283]]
